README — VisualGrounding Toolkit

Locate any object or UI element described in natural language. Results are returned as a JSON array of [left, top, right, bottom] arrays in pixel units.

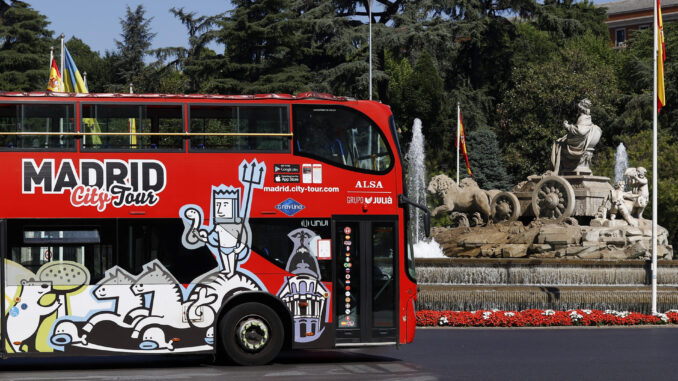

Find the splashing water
[[614, 143, 628, 184], [406, 118, 426, 243], [413, 239, 445, 258]]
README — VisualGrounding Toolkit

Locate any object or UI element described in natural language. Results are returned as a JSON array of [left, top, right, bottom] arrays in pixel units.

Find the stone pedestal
[[515, 175, 612, 219]]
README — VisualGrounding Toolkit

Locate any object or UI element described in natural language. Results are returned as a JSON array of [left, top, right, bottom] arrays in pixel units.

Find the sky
[[29, 0, 230, 55]]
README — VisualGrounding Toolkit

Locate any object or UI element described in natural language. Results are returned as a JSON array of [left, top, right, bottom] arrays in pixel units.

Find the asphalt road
[[2, 327, 678, 380]]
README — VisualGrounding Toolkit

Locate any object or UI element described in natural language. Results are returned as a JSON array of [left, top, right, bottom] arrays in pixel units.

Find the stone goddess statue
[[551, 98, 603, 175]]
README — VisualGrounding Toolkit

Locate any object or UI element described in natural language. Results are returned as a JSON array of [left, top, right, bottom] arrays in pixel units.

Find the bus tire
[[218, 302, 284, 366]]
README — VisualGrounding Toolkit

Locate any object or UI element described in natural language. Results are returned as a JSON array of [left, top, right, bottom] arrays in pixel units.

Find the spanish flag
[[658, 0, 666, 112], [456, 109, 473, 176], [46, 58, 62, 91]]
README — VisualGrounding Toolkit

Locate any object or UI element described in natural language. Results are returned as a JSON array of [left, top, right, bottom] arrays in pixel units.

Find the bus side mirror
[[398, 194, 431, 237]]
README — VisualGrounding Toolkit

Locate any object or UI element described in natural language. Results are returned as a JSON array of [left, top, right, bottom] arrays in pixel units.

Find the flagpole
[[47, 46, 54, 146], [59, 34, 65, 92], [652, 0, 659, 316], [456, 102, 460, 186]]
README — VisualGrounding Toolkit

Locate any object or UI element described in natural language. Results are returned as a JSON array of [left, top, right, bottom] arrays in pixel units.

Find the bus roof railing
[[0, 132, 293, 137], [0, 91, 355, 101]]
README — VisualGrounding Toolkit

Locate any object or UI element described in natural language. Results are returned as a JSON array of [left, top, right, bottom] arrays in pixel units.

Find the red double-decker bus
[[0, 92, 429, 365]]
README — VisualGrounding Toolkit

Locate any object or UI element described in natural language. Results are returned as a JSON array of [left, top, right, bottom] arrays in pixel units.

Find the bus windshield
[[293, 105, 393, 173]]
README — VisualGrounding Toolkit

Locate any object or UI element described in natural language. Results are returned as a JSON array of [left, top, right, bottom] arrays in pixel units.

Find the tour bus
[[0, 91, 429, 365]]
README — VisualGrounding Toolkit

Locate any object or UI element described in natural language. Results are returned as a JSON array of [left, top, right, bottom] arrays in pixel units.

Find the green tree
[[466, 126, 513, 190], [115, 5, 155, 90], [536, 0, 608, 42], [209, 0, 311, 94], [498, 32, 620, 180], [614, 22, 678, 139], [297, 0, 354, 93], [153, 7, 222, 93], [510, 23, 559, 68], [65, 37, 110, 93], [387, 51, 443, 134], [0, 0, 54, 91]]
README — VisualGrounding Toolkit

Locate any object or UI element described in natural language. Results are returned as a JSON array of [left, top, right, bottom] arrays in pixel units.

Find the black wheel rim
[[235, 315, 270, 353]]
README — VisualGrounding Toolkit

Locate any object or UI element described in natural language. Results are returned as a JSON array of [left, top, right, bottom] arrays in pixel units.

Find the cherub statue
[[607, 180, 636, 226], [624, 167, 649, 219]]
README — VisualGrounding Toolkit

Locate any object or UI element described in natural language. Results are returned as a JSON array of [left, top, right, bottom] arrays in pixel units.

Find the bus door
[[334, 217, 397, 345]]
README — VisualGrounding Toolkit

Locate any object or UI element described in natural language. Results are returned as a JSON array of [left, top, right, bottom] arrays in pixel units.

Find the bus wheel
[[219, 302, 284, 366]]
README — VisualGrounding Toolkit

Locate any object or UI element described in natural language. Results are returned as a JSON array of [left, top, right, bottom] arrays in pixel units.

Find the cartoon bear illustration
[[6, 279, 60, 353]]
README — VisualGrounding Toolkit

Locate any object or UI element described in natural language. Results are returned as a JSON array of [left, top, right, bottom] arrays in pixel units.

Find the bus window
[[0, 103, 75, 150], [249, 218, 332, 281], [8, 224, 114, 284], [116, 219, 217, 284], [189, 105, 290, 152], [293, 105, 393, 173], [81, 104, 183, 150], [6, 219, 215, 285]]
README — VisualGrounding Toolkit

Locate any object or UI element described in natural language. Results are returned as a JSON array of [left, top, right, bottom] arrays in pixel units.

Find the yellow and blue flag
[[63, 46, 101, 144], [63, 47, 89, 93]]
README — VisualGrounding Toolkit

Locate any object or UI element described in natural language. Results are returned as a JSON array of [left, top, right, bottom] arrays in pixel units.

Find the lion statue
[[427, 175, 498, 224]]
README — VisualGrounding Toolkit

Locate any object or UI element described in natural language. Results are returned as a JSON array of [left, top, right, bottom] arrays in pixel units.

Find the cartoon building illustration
[[278, 228, 329, 343]]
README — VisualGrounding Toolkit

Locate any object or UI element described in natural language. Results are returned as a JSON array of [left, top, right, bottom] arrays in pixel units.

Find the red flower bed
[[416, 309, 678, 327]]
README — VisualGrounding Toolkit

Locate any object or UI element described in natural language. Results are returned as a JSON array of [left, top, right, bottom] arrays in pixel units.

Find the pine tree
[[209, 0, 310, 94], [466, 126, 513, 190], [0, 0, 54, 91], [115, 5, 155, 90], [152, 7, 221, 93]]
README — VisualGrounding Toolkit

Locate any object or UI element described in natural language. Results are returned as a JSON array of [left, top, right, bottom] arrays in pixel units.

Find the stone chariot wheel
[[491, 192, 521, 222], [531, 175, 575, 220]]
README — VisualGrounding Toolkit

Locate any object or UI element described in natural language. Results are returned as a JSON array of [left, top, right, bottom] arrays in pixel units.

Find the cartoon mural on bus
[[5, 260, 90, 353], [6, 279, 62, 353], [3, 159, 331, 354], [180, 159, 265, 278], [277, 228, 330, 343], [3, 160, 268, 354]]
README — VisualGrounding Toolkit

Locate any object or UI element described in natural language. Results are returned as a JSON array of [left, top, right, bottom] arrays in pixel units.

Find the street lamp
[[369, 0, 373, 100]]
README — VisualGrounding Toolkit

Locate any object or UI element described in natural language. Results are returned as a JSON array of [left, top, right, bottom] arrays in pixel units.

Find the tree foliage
[[152, 7, 221, 93], [466, 127, 513, 190], [114, 5, 155, 91], [498, 32, 620, 180], [0, 0, 53, 91], [65, 37, 110, 92]]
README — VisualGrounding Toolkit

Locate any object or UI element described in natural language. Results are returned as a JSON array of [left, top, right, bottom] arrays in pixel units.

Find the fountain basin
[[417, 284, 678, 314], [416, 258, 678, 286]]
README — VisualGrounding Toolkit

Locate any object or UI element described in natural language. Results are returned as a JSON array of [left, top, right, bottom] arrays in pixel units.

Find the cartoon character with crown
[[180, 160, 266, 278]]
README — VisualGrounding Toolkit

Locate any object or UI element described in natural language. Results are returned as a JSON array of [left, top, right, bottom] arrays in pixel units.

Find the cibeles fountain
[[414, 99, 678, 313]]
